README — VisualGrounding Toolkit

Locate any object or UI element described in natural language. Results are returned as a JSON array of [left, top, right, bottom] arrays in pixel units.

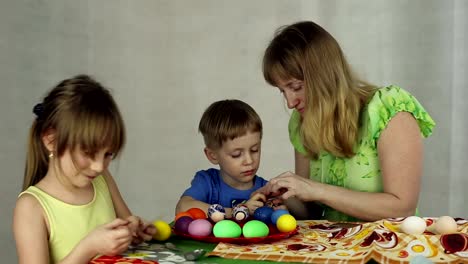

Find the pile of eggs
[[174, 204, 297, 238], [399, 215, 458, 235]]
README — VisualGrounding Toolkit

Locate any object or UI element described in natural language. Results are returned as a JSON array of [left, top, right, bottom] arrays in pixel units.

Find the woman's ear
[[41, 129, 56, 152], [204, 147, 219, 165]]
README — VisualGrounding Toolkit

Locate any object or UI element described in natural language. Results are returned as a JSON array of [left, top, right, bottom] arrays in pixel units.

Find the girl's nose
[[90, 158, 104, 172]]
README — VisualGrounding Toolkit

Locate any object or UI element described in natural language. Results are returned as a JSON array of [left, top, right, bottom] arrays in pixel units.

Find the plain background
[[1, 0, 467, 262]]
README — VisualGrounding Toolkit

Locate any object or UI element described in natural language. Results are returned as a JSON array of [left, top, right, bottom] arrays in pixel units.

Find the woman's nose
[[285, 93, 298, 109]]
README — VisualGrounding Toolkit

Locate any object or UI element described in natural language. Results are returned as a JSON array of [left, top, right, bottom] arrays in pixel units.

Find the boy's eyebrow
[[229, 143, 260, 152]]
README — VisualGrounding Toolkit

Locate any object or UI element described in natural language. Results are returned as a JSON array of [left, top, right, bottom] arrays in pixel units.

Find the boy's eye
[[231, 152, 241, 158], [251, 148, 259, 153]]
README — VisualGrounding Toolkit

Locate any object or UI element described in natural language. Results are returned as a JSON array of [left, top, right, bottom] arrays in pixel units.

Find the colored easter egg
[[175, 211, 193, 221], [174, 216, 193, 234], [208, 204, 226, 222], [253, 206, 274, 224], [213, 220, 242, 238], [271, 209, 289, 225], [242, 220, 269, 238], [187, 207, 207, 219], [152, 220, 172, 241], [276, 214, 297, 232], [188, 219, 213, 237]]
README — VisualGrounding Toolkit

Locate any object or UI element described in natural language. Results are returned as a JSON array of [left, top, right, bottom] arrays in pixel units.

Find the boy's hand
[[244, 192, 266, 214]]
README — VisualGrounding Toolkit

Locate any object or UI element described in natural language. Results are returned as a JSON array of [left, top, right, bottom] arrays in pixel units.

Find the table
[[90, 218, 468, 264]]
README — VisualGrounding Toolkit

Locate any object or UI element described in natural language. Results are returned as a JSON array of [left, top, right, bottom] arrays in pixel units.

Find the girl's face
[[56, 147, 114, 188], [276, 78, 306, 115]]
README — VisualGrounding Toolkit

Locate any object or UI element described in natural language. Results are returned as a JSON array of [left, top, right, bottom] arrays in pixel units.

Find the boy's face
[[206, 131, 261, 189]]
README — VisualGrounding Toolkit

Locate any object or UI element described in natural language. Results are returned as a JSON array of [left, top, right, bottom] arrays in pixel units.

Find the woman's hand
[[267, 171, 321, 201]]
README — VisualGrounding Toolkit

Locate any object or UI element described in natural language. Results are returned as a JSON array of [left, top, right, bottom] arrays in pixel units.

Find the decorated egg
[[174, 216, 193, 234], [208, 204, 226, 222], [400, 216, 426, 235], [232, 204, 249, 221], [188, 219, 213, 237], [242, 220, 269, 238], [213, 220, 242, 238], [435, 216, 458, 234], [253, 206, 274, 224], [271, 209, 289, 225], [276, 214, 297, 232]]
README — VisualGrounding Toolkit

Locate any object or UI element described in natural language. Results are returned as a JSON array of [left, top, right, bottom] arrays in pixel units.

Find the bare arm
[[275, 112, 422, 221], [103, 170, 132, 219], [13, 195, 99, 264]]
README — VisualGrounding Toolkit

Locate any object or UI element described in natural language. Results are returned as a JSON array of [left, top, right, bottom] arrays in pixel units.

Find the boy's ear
[[41, 129, 56, 152], [204, 147, 219, 165]]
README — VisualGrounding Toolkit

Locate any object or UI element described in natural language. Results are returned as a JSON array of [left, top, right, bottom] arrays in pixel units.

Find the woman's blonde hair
[[23, 75, 125, 190], [263, 21, 377, 159]]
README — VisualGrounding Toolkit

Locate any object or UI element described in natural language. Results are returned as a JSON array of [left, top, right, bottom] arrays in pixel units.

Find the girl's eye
[[105, 152, 114, 158]]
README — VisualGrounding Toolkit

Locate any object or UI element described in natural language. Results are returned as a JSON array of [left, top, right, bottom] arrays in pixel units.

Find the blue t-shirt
[[181, 168, 268, 208]]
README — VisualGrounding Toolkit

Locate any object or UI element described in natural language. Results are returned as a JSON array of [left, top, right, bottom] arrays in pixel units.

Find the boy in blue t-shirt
[[175, 99, 269, 217]]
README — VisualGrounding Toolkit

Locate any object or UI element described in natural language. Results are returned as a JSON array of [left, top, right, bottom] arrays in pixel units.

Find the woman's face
[[276, 78, 306, 115]]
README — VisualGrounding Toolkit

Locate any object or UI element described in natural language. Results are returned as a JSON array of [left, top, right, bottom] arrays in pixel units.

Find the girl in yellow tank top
[[13, 75, 156, 264]]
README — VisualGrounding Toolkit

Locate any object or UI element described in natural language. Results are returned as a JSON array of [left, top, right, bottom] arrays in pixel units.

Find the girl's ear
[[204, 147, 219, 165], [41, 129, 56, 152]]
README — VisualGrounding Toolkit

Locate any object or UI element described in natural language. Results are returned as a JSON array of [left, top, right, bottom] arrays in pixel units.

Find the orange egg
[[187, 207, 207, 219], [175, 211, 193, 221]]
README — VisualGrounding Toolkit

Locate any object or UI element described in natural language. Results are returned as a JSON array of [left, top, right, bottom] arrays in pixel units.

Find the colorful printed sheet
[[208, 218, 468, 264]]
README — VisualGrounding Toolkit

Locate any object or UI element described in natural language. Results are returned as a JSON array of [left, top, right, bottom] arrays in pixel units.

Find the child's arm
[[176, 196, 234, 217], [14, 195, 133, 264], [13, 194, 50, 264], [102, 170, 156, 242]]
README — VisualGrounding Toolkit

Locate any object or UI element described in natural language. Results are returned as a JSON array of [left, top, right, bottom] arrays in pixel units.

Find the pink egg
[[188, 219, 213, 237]]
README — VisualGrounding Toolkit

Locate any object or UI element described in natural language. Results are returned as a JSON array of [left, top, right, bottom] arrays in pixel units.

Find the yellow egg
[[152, 220, 172, 241], [276, 214, 297, 232]]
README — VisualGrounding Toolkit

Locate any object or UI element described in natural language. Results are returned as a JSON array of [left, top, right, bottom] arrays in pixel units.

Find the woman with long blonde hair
[[260, 21, 435, 222]]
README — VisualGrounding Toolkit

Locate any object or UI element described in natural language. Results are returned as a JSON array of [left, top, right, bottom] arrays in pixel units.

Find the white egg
[[400, 216, 427, 235], [435, 216, 458, 234]]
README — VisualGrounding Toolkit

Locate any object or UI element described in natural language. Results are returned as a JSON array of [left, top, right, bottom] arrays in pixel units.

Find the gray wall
[[1, 0, 466, 262]]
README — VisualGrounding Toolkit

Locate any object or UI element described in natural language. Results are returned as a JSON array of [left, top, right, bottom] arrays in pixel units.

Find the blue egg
[[270, 209, 289, 224], [253, 206, 274, 224]]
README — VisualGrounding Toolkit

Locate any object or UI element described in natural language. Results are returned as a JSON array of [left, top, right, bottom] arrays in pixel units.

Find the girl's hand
[[244, 192, 266, 214], [126, 215, 156, 244], [83, 218, 133, 257]]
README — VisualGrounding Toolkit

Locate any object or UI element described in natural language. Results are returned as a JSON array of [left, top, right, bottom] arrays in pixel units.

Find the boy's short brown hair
[[198, 99, 262, 150]]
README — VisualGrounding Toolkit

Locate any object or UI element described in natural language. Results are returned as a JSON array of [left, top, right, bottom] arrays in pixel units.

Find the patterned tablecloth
[[208, 217, 468, 264], [90, 217, 468, 264]]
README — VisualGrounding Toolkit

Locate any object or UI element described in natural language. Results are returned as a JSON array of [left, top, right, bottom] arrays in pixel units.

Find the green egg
[[242, 220, 269, 238], [213, 220, 242, 238]]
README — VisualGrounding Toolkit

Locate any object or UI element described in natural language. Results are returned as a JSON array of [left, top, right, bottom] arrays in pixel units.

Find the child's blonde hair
[[198, 99, 262, 150], [23, 75, 125, 190], [262, 21, 377, 159]]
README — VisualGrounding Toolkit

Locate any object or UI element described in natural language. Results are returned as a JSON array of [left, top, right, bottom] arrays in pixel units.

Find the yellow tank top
[[19, 175, 116, 263]]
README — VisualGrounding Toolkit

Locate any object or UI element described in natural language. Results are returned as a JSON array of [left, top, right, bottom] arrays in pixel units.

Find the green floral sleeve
[[367, 85, 436, 147]]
